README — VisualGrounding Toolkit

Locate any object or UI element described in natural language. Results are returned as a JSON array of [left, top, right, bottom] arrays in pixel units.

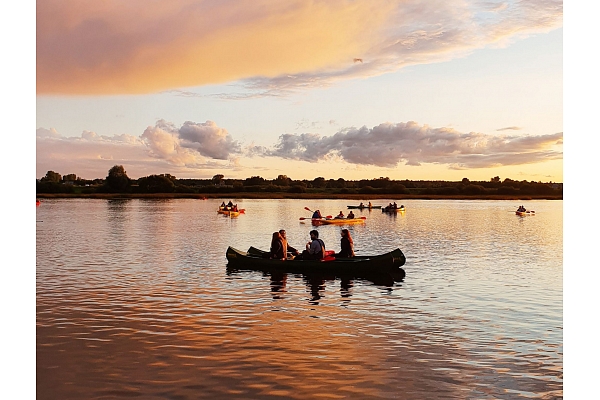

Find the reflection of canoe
[[225, 246, 406, 280], [347, 205, 382, 209], [314, 217, 366, 225]]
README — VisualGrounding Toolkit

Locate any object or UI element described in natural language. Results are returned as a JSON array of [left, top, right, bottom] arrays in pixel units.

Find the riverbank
[[36, 193, 562, 200]]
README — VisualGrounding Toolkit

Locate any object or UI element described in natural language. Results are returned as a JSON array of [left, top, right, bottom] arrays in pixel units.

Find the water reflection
[[37, 198, 563, 399], [269, 271, 287, 299], [227, 264, 398, 306], [340, 278, 353, 298], [303, 274, 327, 305]]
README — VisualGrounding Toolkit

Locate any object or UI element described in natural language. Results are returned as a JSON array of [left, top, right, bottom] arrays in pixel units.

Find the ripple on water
[[37, 199, 562, 399]]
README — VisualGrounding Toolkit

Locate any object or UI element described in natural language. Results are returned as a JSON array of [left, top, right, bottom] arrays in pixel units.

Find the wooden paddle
[[303, 216, 366, 220], [301, 207, 331, 219], [299, 215, 334, 220]]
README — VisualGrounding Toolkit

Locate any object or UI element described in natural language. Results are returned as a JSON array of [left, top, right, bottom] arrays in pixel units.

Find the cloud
[[37, 129, 152, 178], [178, 121, 241, 159], [141, 119, 240, 163], [37, 0, 562, 95], [37, 120, 242, 178], [36, 127, 61, 138], [496, 126, 521, 131], [265, 121, 563, 169], [36, 119, 563, 179]]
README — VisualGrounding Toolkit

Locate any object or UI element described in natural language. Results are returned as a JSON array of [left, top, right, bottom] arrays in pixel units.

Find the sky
[[35, 0, 564, 182], [5, 2, 599, 397]]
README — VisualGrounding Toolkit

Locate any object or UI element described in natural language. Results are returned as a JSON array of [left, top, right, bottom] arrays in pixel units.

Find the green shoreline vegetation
[[37, 165, 563, 201]]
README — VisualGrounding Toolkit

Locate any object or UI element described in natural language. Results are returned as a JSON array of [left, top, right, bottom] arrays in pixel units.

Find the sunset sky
[[12, 3, 598, 394], [35, 0, 564, 182]]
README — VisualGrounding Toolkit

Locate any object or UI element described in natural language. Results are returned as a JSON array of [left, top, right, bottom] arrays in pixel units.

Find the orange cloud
[[37, 0, 393, 95], [37, 0, 562, 96]]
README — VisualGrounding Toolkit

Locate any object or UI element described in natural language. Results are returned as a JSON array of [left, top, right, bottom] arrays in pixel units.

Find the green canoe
[[226, 246, 406, 281]]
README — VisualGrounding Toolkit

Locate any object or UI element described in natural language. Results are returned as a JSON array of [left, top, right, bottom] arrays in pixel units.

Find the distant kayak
[[218, 207, 245, 215], [516, 210, 535, 216], [315, 217, 366, 225], [218, 209, 241, 217], [382, 207, 405, 213]]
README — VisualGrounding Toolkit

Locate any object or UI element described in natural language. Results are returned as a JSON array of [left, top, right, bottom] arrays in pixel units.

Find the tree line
[[37, 165, 563, 197]]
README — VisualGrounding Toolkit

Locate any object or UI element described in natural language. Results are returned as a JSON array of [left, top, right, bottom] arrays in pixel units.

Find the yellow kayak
[[218, 209, 240, 217], [316, 217, 366, 225]]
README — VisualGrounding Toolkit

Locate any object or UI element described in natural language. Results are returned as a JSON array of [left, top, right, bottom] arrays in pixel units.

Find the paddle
[[302, 207, 331, 219], [299, 215, 334, 220], [302, 216, 366, 220]]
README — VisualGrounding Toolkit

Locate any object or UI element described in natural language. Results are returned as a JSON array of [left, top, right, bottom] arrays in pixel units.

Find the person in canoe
[[269, 232, 286, 260], [347, 210, 355, 219], [296, 230, 326, 260], [335, 211, 345, 219], [220, 201, 226, 210], [232, 204, 238, 212], [368, 201, 372, 208], [393, 202, 398, 209], [517, 205, 526, 212], [279, 229, 299, 258], [312, 210, 323, 219], [335, 229, 355, 258], [359, 202, 364, 208]]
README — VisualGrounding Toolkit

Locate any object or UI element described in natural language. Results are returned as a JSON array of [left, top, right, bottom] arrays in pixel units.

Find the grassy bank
[[36, 193, 562, 201]]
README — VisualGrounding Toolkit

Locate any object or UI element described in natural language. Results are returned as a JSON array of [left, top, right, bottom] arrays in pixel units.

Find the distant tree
[[461, 178, 470, 184], [137, 174, 175, 193], [491, 176, 500, 183], [463, 184, 486, 195], [288, 185, 306, 193], [359, 186, 377, 194], [312, 177, 327, 188], [401, 180, 415, 188], [264, 184, 281, 192], [63, 173, 78, 182], [371, 177, 391, 189], [245, 176, 265, 186], [290, 181, 307, 188], [274, 175, 291, 186], [42, 171, 62, 183], [497, 186, 518, 195], [212, 174, 224, 185], [385, 183, 408, 194], [105, 165, 131, 192], [162, 174, 177, 182]]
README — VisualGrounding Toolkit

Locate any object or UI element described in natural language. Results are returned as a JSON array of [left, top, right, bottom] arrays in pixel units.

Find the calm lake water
[[36, 198, 562, 399]]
